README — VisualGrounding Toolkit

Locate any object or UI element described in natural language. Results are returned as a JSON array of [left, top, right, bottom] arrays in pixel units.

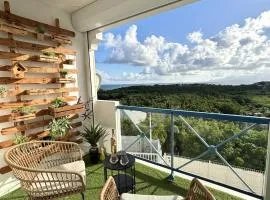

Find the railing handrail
[[117, 105, 270, 124]]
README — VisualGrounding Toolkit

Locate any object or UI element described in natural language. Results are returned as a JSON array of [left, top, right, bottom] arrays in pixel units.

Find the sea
[[100, 84, 147, 90]]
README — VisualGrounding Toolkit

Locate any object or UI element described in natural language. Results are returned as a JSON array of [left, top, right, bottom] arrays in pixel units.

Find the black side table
[[103, 154, 136, 194]]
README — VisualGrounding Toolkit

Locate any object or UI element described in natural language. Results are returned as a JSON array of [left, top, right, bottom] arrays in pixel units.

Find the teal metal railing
[[117, 105, 270, 199]]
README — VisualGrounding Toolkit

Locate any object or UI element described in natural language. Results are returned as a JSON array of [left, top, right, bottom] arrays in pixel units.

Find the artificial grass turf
[[1, 157, 243, 200]]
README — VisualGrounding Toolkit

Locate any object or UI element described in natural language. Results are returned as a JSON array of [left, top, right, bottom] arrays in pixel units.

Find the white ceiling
[[72, 0, 197, 32], [38, 0, 97, 13]]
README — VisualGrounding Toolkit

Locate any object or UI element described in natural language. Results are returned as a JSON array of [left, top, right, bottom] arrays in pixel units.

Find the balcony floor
[[2, 156, 243, 200]]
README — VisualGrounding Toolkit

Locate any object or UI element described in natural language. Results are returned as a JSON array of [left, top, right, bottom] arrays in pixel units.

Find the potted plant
[[36, 25, 46, 40], [11, 106, 37, 121], [64, 59, 74, 65], [0, 86, 7, 98], [50, 97, 68, 108], [14, 135, 29, 145], [59, 69, 68, 78], [42, 51, 56, 57], [80, 124, 108, 164], [48, 117, 71, 140], [49, 98, 84, 118], [36, 51, 59, 63]]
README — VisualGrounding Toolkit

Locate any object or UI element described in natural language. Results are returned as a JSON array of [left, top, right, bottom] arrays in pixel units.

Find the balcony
[[0, 1, 269, 199], [2, 155, 243, 200], [1, 102, 269, 200]]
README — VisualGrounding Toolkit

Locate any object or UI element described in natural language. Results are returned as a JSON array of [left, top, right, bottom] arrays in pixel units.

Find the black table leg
[[104, 167, 107, 183]]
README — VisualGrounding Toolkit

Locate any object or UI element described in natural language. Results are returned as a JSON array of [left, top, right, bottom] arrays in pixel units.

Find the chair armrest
[[185, 178, 216, 200], [100, 176, 119, 200]]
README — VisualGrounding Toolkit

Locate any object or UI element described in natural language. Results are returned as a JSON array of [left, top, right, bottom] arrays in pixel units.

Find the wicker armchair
[[186, 178, 216, 200], [100, 177, 215, 200], [5, 141, 86, 200]]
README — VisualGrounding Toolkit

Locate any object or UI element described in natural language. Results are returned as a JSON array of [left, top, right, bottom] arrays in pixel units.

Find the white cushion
[[30, 160, 86, 197], [51, 160, 86, 184], [120, 193, 184, 200]]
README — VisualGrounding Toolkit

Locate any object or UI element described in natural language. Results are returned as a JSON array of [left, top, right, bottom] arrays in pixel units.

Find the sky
[[96, 0, 270, 85]]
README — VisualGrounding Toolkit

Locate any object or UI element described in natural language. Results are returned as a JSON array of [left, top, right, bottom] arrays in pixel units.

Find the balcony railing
[[117, 105, 270, 200]]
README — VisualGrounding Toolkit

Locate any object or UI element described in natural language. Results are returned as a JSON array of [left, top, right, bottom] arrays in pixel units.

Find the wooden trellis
[[0, 1, 84, 174]]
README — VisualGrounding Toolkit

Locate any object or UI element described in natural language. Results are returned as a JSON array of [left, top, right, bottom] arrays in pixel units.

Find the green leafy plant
[[36, 25, 46, 34], [14, 135, 29, 144], [0, 86, 6, 96], [59, 69, 68, 76], [51, 98, 68, 108], [81, 124, 108, 147], [48, 117, 71, 139], [43, 51, 56, 57], [12, 106, 37, 115]]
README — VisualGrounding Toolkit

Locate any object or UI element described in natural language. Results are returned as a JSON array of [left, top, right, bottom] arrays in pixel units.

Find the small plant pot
[[64, 59, 74, 65], [60, 74, 66, 78], [89, 146, 99, 164], [37, 33, 45, 40], [42, 136, 53, 141]]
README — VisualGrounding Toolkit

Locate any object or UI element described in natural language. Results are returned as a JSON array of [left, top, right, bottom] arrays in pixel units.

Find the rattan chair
[[5, 141, 86, 200], [100, 176, 215, 200], [185, 178, 216, 200], [100, 176, 119, 200]]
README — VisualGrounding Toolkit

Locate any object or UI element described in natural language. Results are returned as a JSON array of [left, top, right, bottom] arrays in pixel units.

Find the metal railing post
[[264, 123, 270, 199], [149, 112, 152, 142], [167, 113, 175, 182], [149, 112, 152, 155]]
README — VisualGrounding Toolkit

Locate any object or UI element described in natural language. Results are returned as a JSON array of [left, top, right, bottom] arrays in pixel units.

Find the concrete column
[[264, 123, 270, 199], [87, 31, 102, 101], [94, 100, 122, 153]]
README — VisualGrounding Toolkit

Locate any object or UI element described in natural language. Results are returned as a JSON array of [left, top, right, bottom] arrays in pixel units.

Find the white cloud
[[101, 11, 270, 84]]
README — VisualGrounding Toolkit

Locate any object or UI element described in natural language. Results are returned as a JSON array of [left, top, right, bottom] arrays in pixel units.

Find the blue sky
[[96, 0, 270, 85]]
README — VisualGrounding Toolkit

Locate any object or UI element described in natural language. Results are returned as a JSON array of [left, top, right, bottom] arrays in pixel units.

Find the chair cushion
[[30, 160, 86, 198], [120, 193, 184, 200], [51, 160, 86, 184]]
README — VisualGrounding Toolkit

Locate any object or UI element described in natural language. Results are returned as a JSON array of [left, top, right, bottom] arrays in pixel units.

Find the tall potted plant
[[81, 124, 108, 163]]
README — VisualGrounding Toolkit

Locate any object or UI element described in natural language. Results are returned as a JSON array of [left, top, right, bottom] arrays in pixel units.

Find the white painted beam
[[72, 0, 197, 32]]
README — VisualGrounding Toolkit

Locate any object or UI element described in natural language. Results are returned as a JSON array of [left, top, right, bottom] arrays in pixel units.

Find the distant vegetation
[[98, 82, 270, 171], [99, 81, 270, 116]]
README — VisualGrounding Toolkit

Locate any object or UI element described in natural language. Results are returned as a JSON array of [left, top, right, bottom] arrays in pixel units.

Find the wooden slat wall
[[0, 1, 84, 174]]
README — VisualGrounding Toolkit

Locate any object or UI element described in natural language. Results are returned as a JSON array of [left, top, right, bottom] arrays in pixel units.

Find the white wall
[[94, 100, 121, 154], [0, 0, 88, 196]]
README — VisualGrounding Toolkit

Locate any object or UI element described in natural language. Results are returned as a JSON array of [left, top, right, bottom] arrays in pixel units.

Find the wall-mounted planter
[[11, 113, 36, 122], [48, 104, 84, 118], [32, 55, 60, 63], [0, 91, 7, 98], [37, 33, 45, 40], [56, 77, 76, 83]]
